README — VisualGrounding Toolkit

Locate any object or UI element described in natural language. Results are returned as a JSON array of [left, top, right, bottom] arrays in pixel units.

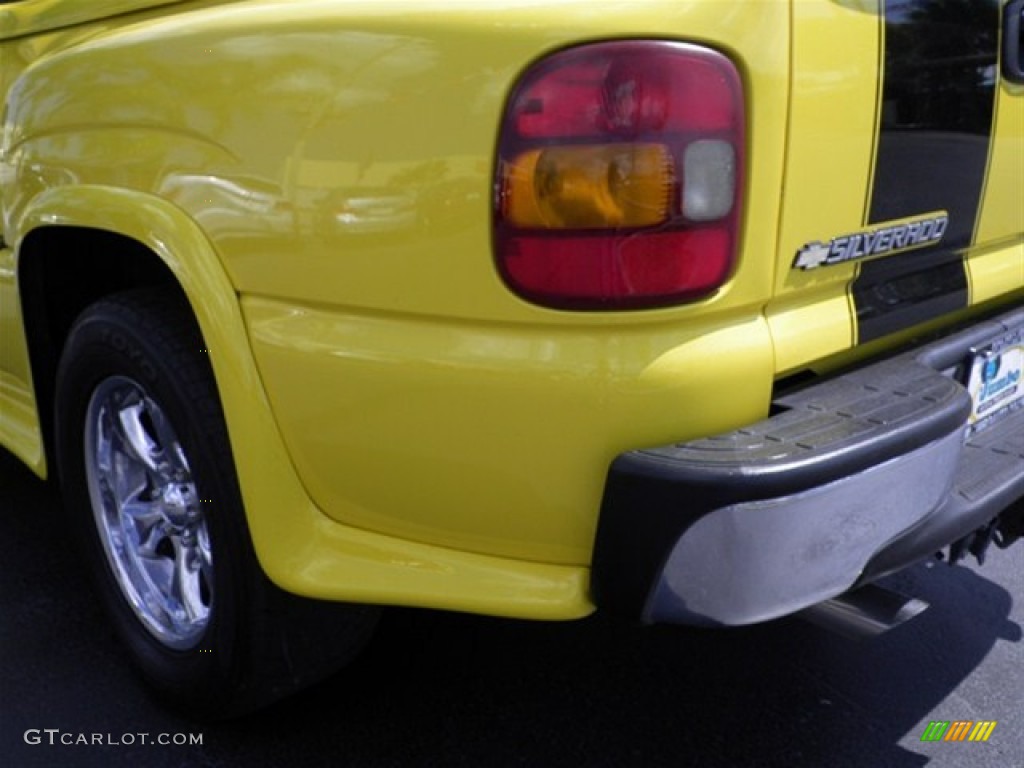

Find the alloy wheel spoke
[[145, 403, 192, 478], [173, 536, 210, 624], [120, 497, 169, 557], [138, 550, 175, 608], [117, 401, 163, 474]]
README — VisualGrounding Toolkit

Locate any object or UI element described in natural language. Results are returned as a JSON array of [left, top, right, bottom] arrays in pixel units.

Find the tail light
[[494, 42, 745, 310]]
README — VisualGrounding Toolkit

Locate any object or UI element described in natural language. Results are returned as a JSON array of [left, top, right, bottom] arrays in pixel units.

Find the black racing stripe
[[854, 0, 1000, 343]]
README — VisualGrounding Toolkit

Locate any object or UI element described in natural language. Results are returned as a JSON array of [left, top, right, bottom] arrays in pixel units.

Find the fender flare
[[14, 185, 318, 581], [12, 184, 591, 618]]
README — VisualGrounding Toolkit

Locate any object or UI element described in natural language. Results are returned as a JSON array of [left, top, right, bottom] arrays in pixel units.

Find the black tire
[[54, 288, 378, 719]]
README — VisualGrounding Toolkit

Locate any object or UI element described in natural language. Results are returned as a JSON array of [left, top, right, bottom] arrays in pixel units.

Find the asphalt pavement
[[2, 447, 1022, 768]]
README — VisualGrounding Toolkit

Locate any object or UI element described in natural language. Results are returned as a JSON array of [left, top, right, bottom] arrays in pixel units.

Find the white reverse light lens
[[682, 139, 735, 221]]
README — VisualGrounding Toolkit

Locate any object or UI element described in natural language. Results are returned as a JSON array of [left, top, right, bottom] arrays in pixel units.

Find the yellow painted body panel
[[0, 0, 188, 39], [767, 0, 880, 374], [0, 246, 41, 469], [0, 0, 1020, 619], [769, 0, 1022, 372], [244, 298, 773, 564], [972, 75, 1024, 303]]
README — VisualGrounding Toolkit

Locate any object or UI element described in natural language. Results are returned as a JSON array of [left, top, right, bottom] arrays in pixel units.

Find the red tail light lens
[[494, 42, 745, 310]]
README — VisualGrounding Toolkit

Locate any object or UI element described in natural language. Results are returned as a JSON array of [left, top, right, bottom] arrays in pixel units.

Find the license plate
[[966, 333, 1024, 433]]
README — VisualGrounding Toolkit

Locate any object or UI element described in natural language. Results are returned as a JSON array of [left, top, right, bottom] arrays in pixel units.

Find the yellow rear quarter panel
[[214, 1, 789, 566], [0, 1, 789, 595]]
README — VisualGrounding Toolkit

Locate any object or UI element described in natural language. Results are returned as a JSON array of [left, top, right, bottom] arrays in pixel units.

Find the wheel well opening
[[17, 226, 186, 474]]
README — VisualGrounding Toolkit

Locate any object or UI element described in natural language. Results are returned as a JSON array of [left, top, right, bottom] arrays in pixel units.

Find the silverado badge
[[793, 211, 949, 271]]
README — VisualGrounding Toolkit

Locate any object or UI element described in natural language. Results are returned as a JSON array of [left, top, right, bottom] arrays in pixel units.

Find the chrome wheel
[[58, 290, 379, 715], [83, 375, 212, 650]]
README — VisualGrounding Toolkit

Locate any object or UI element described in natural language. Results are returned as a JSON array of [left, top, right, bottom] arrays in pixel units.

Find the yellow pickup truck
[[0, 0, 1021, 715]]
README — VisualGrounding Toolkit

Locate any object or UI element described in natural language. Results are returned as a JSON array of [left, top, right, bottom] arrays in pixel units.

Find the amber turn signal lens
[[503, 143, 673, 229]]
